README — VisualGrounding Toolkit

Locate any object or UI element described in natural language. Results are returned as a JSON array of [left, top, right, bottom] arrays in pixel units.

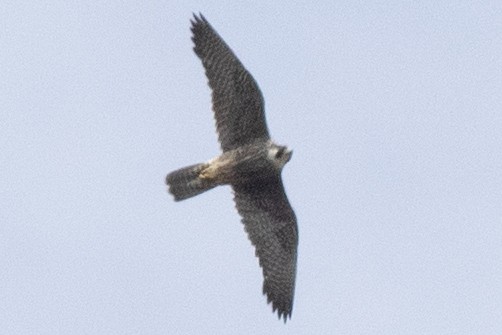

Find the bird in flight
[[166, 13, 298, 322]]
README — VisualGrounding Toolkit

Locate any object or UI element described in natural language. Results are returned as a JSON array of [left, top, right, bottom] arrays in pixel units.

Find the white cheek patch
[[267, 147, 288, 170], [267, 147, 279, 161]]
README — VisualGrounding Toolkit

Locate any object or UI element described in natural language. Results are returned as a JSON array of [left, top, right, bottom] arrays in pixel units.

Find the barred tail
[[166, 163, 216, 201]]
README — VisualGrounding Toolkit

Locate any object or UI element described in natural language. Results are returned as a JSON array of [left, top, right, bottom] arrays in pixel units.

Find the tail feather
[[166, 163, 216, 201]]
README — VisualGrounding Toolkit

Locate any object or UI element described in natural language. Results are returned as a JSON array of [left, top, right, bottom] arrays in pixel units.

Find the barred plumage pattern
[[232, 178, 297, 321], [166, 163, 214, 201], [166, 14, 298, 322], [191, 14, 270, 152]]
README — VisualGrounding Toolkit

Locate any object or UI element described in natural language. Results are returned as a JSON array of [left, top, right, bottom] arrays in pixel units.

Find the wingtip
[[263, 288, 293, 323], [189, 13, 197, 29], [276, 308, 292, 323], [190, 12, 209, 39], [190, 12, 207, 26]]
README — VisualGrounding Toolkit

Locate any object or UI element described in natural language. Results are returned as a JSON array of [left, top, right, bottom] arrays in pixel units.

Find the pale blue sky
[[2, 1, 502, 334]]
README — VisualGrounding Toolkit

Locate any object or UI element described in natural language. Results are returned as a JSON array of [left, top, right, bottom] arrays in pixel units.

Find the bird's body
[[166, 14, 298, 322], [168, 140, 292, 197]]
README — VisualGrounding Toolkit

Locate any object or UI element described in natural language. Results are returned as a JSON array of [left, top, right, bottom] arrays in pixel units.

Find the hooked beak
[[285, 149, 293, 162]]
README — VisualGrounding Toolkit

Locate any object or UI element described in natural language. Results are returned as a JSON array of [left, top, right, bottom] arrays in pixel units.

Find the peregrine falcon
[[166, 14, 298, 322]]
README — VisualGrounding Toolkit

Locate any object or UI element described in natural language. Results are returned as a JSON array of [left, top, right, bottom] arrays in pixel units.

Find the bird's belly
[[202, 153, 270, 185]]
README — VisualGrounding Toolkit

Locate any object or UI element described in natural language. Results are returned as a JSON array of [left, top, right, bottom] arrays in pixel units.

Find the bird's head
[[268, 143, 292, 169]]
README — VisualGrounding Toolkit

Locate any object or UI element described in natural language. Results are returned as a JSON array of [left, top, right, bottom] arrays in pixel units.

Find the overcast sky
[[2, 1, 502, 334]]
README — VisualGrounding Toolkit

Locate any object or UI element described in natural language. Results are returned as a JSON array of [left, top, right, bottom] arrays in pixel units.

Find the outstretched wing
[[190, 14, 270, 152], [232, 177, 298, 322]]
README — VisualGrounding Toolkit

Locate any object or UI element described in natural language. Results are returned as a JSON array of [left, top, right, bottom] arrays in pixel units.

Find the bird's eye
[[275, 148, 285, 159]]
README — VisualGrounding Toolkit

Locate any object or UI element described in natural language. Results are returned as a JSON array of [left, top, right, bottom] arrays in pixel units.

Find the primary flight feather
[[166, 14, 298, 322]]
